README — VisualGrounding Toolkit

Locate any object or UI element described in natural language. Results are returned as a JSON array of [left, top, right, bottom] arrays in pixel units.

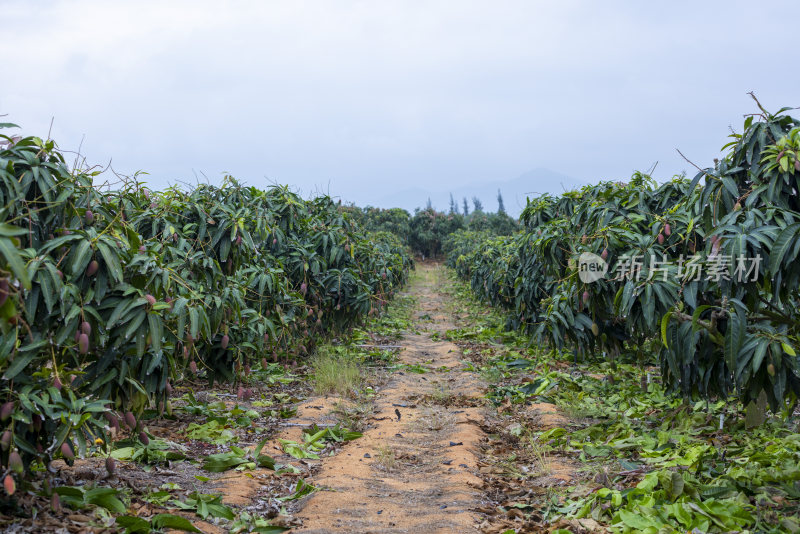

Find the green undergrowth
[[311, 346, 363, 397], [11, 299, 408, 532], [443, 269, 800, 534], [310, 291, 416, 396]]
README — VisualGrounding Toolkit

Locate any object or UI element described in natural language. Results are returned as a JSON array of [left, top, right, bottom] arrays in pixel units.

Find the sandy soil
[[289, 262, 490, 533]]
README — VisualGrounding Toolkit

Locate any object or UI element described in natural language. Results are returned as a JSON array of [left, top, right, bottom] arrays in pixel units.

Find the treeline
[[444, 102, 800, 414], [343, 192, 518, 257]]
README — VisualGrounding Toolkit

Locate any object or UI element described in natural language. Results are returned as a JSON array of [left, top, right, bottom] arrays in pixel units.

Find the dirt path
[[293, 262, 489, 533]]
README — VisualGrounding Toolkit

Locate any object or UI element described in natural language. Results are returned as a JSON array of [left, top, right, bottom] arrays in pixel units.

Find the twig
[[748, 91, 769, 117], [676, 148, 715, 181]]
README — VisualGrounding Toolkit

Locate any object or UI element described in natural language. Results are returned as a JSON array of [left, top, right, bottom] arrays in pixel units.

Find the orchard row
[[0, 128, 412, 489], [445, 103, 800, 416]]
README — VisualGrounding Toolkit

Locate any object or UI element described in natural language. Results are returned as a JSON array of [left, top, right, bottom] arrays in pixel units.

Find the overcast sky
[[3, 0, 799, 210]]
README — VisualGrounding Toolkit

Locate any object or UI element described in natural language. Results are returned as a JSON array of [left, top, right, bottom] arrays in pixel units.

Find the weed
[[333, 400, 373, 431], [430, 382, 452, 404], [373, 445, 396, 470], [524, 431, 552, 477], [481, 365, 504, 385], [311, 346, 362, 397]]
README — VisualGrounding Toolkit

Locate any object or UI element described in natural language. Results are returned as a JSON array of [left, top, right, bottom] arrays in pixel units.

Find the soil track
[[292, 262, 489, 533]]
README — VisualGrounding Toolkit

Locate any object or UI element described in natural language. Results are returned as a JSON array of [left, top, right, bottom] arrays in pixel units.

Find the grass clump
[[311, 346, 362, 397], [373, 445, 396, 470]]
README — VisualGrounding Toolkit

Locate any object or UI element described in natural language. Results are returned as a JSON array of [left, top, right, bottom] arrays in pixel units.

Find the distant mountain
[[369, 168, 589, 217]]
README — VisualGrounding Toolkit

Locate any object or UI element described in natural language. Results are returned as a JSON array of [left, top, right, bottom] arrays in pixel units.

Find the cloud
[[2, 0, 799, 208]]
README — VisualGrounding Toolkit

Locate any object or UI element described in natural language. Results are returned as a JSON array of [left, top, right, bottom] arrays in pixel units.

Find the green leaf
[[115, 516, 150, 533], [661, 311, 672, 348], [0, 236, 31, 289], [618, 509, 659, 529], [3, 351, 35, 380], [70, 239, 93, 278], [278, 478, 316, 501], [97, 240, 123, 284], [85, 488, 126, 514], [147, 313, 163, 354], [202, 451, 251, 472], [769, 222, 800, 274]]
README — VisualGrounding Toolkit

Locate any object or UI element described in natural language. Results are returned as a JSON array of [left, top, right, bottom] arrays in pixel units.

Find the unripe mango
[[124, 411, 136, 429], [138, 432, 149, 445], [86, 260, 99, 277], [61, 442, 74, 460], [78, 333, 89, 354], [0, 430, 11, 451], [221, 334, 229, 349], [105, 457, 116, 475], [85, 210, 94, 225], [144, 294, 156, 306], [8, 451, 22, 474], [81, 321, 91, 336], [0, 402, 14, 421], [104, 412, 119, 429]]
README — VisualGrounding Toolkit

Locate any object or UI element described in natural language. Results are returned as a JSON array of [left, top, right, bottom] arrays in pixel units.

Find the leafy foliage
[[445, 102, 800, 411], [0, 127, 411, 485], [445, 275, 800, 533]]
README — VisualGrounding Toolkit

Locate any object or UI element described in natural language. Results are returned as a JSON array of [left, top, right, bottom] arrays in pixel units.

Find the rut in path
[[295, 262, 489, 533]]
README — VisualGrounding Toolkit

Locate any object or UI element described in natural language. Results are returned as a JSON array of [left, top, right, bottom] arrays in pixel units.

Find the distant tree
[[497, 189, 506, 215], [465, 211, 518, 235], [462, 197, 469, 216], [340, 204, 411, 241], [472, 196, 483, 213], [408, 207, 464, 257], [449, 193, 457, 214], [426, 197, 433, 210]]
